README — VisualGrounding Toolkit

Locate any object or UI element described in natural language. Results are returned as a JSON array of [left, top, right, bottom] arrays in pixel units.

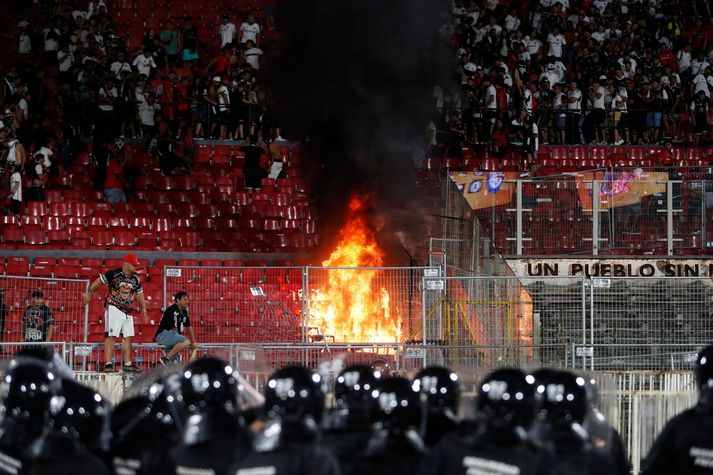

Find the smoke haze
[[266, 0, 452, 263]]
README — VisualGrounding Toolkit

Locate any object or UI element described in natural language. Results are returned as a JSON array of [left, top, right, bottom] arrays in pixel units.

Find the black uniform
[[0, 358, 61, 475], [585, 410, 630, 475], [29, 437, 110, 475], [155, 303, 191, 338], [356, 377, 427, 475], [23, 304, 54, 342], [166, 357, 253, 475], [358, 430, 427, 475], [322, 427, 371, 475], [172, 430, 252, 475], [231, 424, 340, 475], [536, 431, 616, 475], [641, 404, 713, 474], [111, 396, 179, 475], [0, 295, 8, 342], [323, 365, 381, 475], [100, 269, 143, 314], [421, 431, 541, 475]]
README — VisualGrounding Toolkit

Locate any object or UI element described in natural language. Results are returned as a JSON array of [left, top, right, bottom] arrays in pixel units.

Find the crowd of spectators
[[431, 0, 713, 156], [0, 0, 280, 215]]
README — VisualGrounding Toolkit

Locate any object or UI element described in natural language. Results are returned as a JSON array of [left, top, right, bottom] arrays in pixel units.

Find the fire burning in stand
[[308, 196, 401, 342]]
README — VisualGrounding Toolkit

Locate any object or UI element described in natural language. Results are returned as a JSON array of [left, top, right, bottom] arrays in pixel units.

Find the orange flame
[[308, 196, 401, 342]]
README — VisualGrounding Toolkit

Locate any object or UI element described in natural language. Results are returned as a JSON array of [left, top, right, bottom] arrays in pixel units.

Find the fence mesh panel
[[0, 275, 88, 344], [305, 267, 436, 344], [422, 276, 582, 370], [164, 266, 303, 344], [586, 278, 712, 370]]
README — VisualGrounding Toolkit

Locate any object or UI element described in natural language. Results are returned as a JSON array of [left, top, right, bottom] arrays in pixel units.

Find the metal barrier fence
[[420, 275, 712, 371], [163, 266, 440, 345], [422, 276, 583, 369], [0, 275, 89, 344], [443, 169, 713, 256], [595, 371, 698, 474], [163, 266, 304, 344]]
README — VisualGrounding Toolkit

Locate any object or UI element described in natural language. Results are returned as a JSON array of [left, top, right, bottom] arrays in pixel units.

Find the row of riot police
[[1, 345, 713, 474]]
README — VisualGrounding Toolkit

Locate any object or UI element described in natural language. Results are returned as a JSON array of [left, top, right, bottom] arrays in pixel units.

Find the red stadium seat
[[21, 215, 41, 226], [571, 147, 589, 161], [29, 265, 54, 278], [115, 231, 137, 247], [6, 257, 29, 275], [590, 146, 608, 160], [47, 230, 70, 245], [91, 230, 114, 247], [172, 218, 194, 229], [1, 215, 18, 226], [55, 265, 79, 279], [2, 226, 24, 244], [196, 218, 216, 230], [152, 217, 172, 232], [26, 202, 48, 217], [87, 216, 107, 228], [45, 190, 63, 203], [35, 257, 57, 266], [24, 228, 47, 245], [49, 202, 71, 217], [73, 202, 93, 217], [550, 146, 569, 161]]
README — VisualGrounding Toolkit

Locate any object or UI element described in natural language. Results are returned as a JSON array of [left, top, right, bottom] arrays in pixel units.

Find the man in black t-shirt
[[85, 253, 146, 373], [23, 290, 54, 343], [155, 291, 198, 365], [691, 90, 710, 146]]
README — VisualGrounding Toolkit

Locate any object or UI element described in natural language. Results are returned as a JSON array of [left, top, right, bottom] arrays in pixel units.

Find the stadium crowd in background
[[0, 0, 281, 212], [432, 0, 713, 155]]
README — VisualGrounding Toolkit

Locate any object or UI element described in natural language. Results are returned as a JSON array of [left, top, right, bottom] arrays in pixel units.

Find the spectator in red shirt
[[104, 152, 127, 204], [489, 118, 509, 158], [659, 43, 676, 70], [204, 47, 234, 77]]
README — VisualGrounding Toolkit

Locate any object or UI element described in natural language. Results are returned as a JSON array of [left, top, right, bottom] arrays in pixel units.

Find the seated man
[[155, 291, 198, 365]]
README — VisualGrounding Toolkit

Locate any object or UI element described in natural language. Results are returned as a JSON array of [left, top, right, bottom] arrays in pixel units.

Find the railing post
[[516, 179, 523, 256], [592, 180, 600, 255]]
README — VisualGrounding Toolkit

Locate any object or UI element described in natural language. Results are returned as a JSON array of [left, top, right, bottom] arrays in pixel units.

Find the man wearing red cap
[[84, 253, 147, 372]]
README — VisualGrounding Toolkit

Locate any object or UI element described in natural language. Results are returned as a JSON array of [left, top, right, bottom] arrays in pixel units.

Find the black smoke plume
[[266, 0, 453, 264]]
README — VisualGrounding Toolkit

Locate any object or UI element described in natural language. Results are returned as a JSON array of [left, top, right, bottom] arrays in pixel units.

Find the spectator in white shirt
[[18, 23, 31, 54], [6, 164, 22, 215], [138, 93, 160, 139], [693, 67, 713, 98], [219, 16, 236, 48], [57, 44, 74, 73], [110, 52, 132, 79], [240, 14, 261, 44], [217, 77, 231, 139], [546, 27, 566, 58], [540, 63, 559, 89], [567, 81, 583, 143], [677, 44, 692, 75], [690, 51, 710, 78], [504, 9, 521, 31], [525, 30, 542, 59], [243, 40, 263, 70], [133, 48, 157, 78], [585, 76, 607, 144], [617, 53, 637, 73], [43, 20, 61, 62]]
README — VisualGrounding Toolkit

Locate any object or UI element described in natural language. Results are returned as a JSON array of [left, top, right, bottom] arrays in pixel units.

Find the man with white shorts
[[85, 253, 147, 372]]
